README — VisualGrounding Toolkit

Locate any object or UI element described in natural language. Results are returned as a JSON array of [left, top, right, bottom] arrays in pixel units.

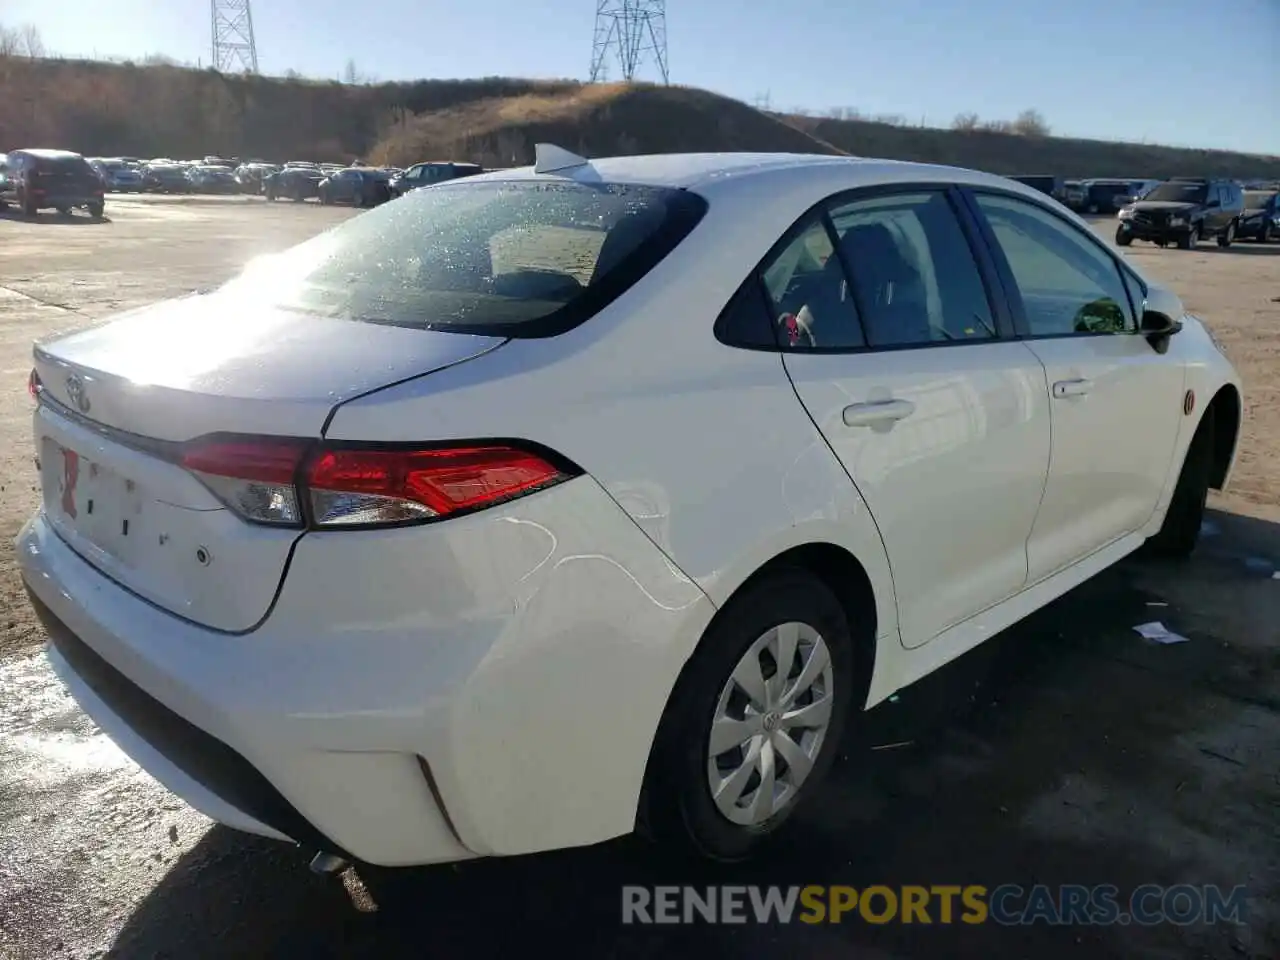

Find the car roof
[[14, 148, 84, 159], [464, 151, 1050, 201]]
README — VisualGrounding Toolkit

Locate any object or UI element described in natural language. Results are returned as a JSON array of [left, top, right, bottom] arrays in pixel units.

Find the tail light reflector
[[28, 368, 42, 400], [306, 445, 572, 527], [180, 438, 309, 526], [177, 437, 575, 529]]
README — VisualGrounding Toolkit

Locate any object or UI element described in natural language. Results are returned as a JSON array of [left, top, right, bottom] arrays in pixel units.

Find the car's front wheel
[[645, 568, 855, 861], [1145, 414, 1214, 559], [1178, 224, 1199, 249], [1115, 225, 1133, 246], [1217, 220, 1236, 248]]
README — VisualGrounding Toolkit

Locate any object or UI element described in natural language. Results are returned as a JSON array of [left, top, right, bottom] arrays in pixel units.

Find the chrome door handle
[[1052, 378, 1093, 399], [842, 398, 916, 427]]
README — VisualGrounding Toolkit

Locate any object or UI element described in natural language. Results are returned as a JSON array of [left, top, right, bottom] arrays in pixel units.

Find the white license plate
[[42, 437, 146, 564]]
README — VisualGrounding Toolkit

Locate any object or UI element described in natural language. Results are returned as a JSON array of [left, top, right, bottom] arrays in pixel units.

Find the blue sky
[[6, 0, 1278, 154]]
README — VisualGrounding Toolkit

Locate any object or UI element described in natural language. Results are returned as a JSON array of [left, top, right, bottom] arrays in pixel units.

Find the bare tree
[[952, 112, 980, 131], [0, 25, 22, 57], [343, 58, 371, 84], [19, 23, 44, 57], [1011, 108, 1050, 137]]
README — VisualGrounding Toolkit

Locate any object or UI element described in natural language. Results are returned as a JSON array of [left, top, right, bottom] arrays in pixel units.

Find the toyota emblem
[[65, 374, 90, 414]]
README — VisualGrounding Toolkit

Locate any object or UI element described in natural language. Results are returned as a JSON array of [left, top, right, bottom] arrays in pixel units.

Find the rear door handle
[[843, 398, 916, 427], [1052, 378, 1093, 399]]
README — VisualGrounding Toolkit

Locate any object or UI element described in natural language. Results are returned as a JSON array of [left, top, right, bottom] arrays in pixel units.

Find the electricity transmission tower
[[211, 0, 259, 73], [589, 0, 669, 84]]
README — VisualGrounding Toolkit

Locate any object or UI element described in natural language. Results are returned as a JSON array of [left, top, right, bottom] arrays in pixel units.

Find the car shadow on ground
[[1207, 244, 1280, 257], [105, 510, 1280, 960], [0, 208, 110, 225]]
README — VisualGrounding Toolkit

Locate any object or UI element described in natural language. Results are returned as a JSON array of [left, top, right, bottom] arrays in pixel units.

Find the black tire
[[88, 202, 104, 218], [1178, 224, 1198, 250], [1260, 222, 1272, 244], [1217, 220, 1236, 248], [1115, 226, 1133, 246], [55, 206, 71, 216], [1145, 415, 1214, 559], [644, 568, 857, 862]]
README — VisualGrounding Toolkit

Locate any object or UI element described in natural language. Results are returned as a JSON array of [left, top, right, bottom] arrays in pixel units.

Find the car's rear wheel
[[1178, 224, 1199, 249], [645, 568, 854, 861], [1217, 220, 1236, 248], [88, 202, 104, 218], [1145, 414, 1214, 559]]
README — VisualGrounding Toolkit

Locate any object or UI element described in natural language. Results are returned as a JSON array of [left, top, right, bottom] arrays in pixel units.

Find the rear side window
[[222, 179, 708, 337], [827, 191, 996, 346]]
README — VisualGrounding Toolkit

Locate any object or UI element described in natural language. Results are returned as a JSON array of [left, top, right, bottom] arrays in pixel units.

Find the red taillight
[[306, 445, 572, 527], [177, 437, 574, 529], [180, 437, 310, 526], [28, 368, 41, 400]]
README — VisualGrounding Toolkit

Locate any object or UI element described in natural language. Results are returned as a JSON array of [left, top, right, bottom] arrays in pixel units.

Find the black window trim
[[714, 181, 1017, 355], [958, 184, 1150, 341]]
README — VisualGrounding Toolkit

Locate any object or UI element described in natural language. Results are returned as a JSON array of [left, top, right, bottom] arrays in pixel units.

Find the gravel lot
[[0, 195, 1278, 960]]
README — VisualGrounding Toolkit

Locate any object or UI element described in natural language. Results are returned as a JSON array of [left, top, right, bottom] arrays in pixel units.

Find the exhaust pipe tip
[[309, 852, 349, 876]]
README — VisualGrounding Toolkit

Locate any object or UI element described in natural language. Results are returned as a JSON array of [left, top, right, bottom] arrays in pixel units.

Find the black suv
[[1238, 188, 1279, 243], [0, 148, 105, 217], [1116, 178, 1244, 249]]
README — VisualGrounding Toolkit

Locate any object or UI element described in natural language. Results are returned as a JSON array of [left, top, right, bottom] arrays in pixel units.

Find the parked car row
[[1010, 172, 1278, 249], [1117, 178, 1279, 249]]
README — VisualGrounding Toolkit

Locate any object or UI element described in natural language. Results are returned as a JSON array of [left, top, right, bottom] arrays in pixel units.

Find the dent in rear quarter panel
[[259, 476, 716, 856], [322, 191, 901, 662]]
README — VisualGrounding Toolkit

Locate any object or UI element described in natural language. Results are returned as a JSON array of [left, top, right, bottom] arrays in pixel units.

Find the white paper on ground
[[1133, 621, 1190, 645]]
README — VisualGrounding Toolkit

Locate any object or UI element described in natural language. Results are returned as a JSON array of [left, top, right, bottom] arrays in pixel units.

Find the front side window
[[218, 179, 707, 337], [828, 191, 996, 346], [973, 192, 1134, 336]]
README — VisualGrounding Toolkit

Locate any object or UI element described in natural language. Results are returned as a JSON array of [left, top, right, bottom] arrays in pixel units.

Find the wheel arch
[[1205, 383, 1241, 490], [635, 539, 882, 837]]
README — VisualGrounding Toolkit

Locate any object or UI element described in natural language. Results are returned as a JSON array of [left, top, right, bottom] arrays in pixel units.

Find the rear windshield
[[32, 155, 93, 176], [220, 179, 708, 337], [1143, 181, 1207, 203]]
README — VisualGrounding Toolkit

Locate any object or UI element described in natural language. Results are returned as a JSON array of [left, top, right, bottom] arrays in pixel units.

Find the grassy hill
[[1, 54, 1276, 180], [786, 115, 1277, 180], [371, 84, 843, 167]]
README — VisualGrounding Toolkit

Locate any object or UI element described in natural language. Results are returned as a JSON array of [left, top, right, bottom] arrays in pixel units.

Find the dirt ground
[[0, 196, 1278, 959]]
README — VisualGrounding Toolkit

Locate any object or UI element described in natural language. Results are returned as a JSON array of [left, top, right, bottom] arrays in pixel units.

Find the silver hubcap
[[706, 622, 835, 826]]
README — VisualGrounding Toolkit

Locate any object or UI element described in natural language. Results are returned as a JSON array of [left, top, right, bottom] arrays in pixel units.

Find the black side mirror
[[1140, 309, 1183, 354]]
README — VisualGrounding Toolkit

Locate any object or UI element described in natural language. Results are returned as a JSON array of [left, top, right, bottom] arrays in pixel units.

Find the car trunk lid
[[32, 292, 505, 631]]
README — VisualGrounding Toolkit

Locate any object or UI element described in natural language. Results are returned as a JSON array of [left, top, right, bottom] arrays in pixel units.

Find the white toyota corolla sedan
[[18, 146, 1242, 868]]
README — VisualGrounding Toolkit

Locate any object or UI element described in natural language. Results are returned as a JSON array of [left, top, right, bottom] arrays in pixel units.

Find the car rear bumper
[[31, 194, 101, 209], [17, 476, 715, 866]]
